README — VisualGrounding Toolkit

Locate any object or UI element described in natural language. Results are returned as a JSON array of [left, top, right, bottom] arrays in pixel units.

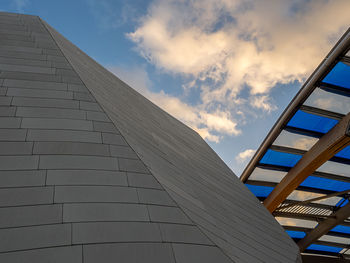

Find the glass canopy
[[241, 30, 350, 260]]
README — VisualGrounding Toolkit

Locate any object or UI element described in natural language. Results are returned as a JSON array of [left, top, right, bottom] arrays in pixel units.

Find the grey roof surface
[[0, 11, 300, 262]]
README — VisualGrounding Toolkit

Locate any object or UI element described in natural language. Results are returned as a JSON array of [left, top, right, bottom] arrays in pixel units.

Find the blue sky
[[2, 0, 349, 176]]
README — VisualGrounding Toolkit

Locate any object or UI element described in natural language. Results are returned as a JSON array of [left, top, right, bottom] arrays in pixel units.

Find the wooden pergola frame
[[263, 113, 350, 213], [240, 29, 350, 184]]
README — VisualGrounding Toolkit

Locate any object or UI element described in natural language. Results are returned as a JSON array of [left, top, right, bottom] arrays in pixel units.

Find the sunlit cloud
[[314, 98, 337, 110], [250, 95, 277, 112], [129, 0, 349, 96], [107, 65, 152, 95], [126, 0, 350, 142], [292, 137, 318, 151], [274, 130, 318, 151], [108, 65, 240, 142], [236, 148, 256, 163]]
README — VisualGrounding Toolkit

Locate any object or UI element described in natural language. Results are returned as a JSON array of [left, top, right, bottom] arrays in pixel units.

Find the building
[[241, 28, 350, 262], [0, 12, 301, 263]]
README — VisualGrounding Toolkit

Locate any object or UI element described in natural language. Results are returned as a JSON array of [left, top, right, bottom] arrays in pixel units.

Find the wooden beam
[[298, 202, 350, 252], [263, 113, 350, 213]]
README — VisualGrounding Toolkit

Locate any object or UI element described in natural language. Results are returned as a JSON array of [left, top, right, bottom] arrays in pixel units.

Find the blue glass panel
[[332, 225, 350, 234], [260, 149, 302, 167], [335, 145, 350, 160], [301, 176, 350, 192], [245, 184, 273, 197], [287, 110, 338, 134], [307, 244, 342, 253], [286, 230, 306, 239], [323, 62, 350, 89], [336, 198, 349, 207]]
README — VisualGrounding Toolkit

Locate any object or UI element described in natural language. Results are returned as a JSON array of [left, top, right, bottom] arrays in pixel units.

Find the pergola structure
[[241, 28, 350, 261]]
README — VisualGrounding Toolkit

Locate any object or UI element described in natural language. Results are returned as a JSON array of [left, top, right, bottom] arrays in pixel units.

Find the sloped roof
[[44, 17, 302, 263], [0, 11, 301, 263]]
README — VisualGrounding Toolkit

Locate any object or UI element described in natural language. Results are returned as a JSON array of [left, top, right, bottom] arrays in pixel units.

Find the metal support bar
[[264, 113, 350, 213], [298, 202, 350, 252], [276, 189, 350, 210]]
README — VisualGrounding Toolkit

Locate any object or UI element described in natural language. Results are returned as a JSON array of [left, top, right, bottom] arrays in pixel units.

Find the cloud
[[292, 137, 318, 150], [13, 0, 29, 12], [127, 0, 350, 134], [250, 95, 277, 112], [236, 149, 256, 163], [129, 0, 349, 94], [108, 65, 240, 142], [97, 0, 350, 144], [108, 65, 152, 94], [151, 92, 241, 142]]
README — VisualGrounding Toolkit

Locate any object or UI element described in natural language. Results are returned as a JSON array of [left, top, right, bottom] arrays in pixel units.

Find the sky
[[2, 0, 349, 176]]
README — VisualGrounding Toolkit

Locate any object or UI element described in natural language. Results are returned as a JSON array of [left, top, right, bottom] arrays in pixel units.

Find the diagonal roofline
[[40, 15, 302, 262]]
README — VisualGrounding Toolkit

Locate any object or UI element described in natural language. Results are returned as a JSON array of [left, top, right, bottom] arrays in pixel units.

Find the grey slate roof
[[0, 11, 301, 262]]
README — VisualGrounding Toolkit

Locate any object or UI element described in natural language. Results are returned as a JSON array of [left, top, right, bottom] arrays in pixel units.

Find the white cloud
[[108, 65, 152, 94], [127, 0, 350, 128], [13, 0, 29, 12], [130, 0, 350, 93], [236, 149, 256, 163], [108, 65, 240, 142], [101, 0, 350, 144], [292, 137, 318, 151], [194, 128, 220, 143], [151, 92, 240, 141], [250, 95, 277, 112]]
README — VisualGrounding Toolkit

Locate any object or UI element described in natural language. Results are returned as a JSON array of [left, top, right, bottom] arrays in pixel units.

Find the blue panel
[[336, 198, 349, 207], [245, 184, 273, 197], [335, 145, 350, 160], [260, 149, 302, 167], [323, 62, 350, 89], [286, 230, 306, 239], [307, 244, 342, 253], [332, 225, 350, 234], [300, 176, 350, 192], [287, 110, 338, 134]]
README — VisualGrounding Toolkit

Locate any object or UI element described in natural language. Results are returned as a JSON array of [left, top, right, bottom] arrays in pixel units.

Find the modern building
[[0, 12, 301, 263], [241, 28, 350, 262]]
